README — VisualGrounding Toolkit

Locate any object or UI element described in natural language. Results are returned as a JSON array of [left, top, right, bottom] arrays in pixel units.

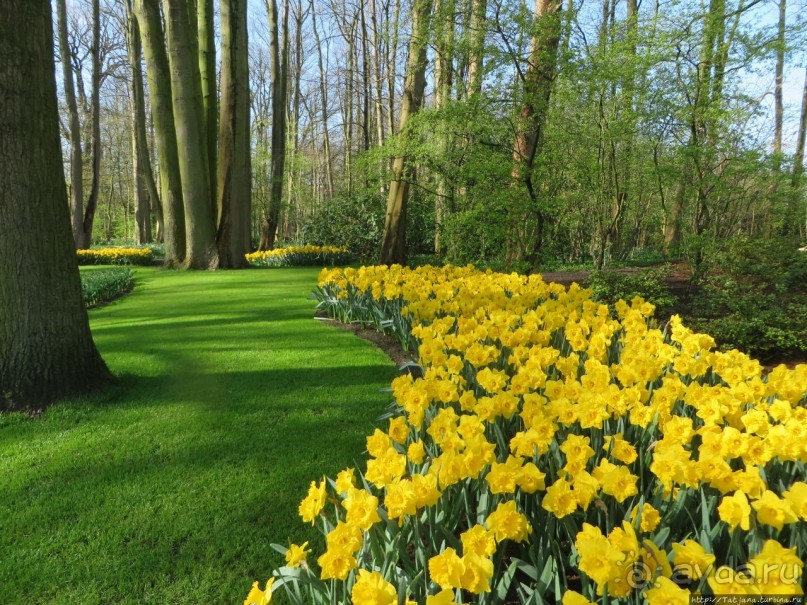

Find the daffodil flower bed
[[246, 264, 807, 605], [245, 245, 351, 267], [76, 247, 153, 265]]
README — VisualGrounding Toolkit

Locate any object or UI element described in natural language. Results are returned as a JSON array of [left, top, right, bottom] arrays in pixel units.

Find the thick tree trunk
[[198, 0, 218, 217], [0, 0, 110, 411], [216, 0, 251, 268], [260, 0, 289, 250], [135, 0, 186, 266], [77, 0, 102, 250], [55, 0, 84, 248], [164, 0, 218, 268], [379, 0, 432, 265]]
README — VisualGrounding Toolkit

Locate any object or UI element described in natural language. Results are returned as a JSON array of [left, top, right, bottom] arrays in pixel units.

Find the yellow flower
[[542, 478, 577, 518], [671, 540, 715, 579], [317, 547, 357, 581], [284, 542, 310, 567], [717, 491, 751, 531], [517, 461, 546, 493], [429, 548, 465, 590], [781, 482, 807, 521], [486, 456, 522, 494], [385, 478, 417, 523], [351, 569, 397, 605], [631, 503, 661, 532], [603, 433, 638, 464], [561, 590, 595, 605], [460, 553, 494, 593], [412, 473, 442, 508], [244, 579, 274, 605], [600, 464, 639, 502], [298, 479, 327, 524], [335, 468, 356, 493], [751, 490, 798, 530], [460, 525, 496, 558], [426, 589, 459, 605], [748, 539, 803, 594], [707, 566, 760, 596], [343, 488, 381, 530], [574, 524, 624, 587], [571, 471, 600, 509], [326, 521, 363, 553], [485, 500, 530, 543], [388, 416, 409, 444], [645, 577, 689, 605], [407, 440, 426, 464]]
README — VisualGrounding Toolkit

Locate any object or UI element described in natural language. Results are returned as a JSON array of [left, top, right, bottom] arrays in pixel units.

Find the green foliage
[[80, 267, 134, 307], [300, 191, 385, 262], [586, 266, 677, 319], [689, 238, 807, 361]]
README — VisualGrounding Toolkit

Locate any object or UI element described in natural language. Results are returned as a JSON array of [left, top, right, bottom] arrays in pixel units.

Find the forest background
[[54, 0, 806, 272]]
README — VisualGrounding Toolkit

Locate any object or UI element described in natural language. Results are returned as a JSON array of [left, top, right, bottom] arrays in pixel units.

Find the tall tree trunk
[[509, 0, 562, 266], [0, 0, 110, 411], [216, 0, 251, 268], [260, 0, 289, 249], [784, 67, 807, 236], [369, 0, 386, 147], [387, 0, 401, 137], [164, 0, 217, 268], [310, 0, 334, 197], [773, 0, 785, 163], [198, 0, 218, 217], [466, 0, 486, 96], [434, 0, 456, 254], [77, 0, 102, 249], [135, 0, 186, 266], [127, 1, 156, 245], [56, 0, 84, 248], [379, 0, 432, 265]]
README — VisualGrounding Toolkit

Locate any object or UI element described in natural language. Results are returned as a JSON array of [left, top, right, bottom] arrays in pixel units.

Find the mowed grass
[[0, 267, 398, 605]]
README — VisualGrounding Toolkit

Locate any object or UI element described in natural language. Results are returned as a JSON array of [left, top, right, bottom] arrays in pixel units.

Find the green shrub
[[299, 192, 385, 262], [81, 268, 134, 307], [586, 266, 676, 319], [689, 238, 807, 361]]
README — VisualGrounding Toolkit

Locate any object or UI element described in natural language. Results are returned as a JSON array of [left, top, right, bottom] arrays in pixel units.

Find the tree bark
[[55, 0, 84, 248], [467, 0, 486, 96], [127, 1, 156, 245], [135, 0, 186, 266], [77, 0, 103, 249], [260, 0, 290, 249], [379, 0, 432, 265], [509, 0, 562, 265], [0, 0, 110, 411], [434, 0, 456, 253], [216, 0, 252, 268], [784, 67, 807, 236], [198, 0, 218, 217], [310, 0, 335, 197], [164, 0, 218, 268]]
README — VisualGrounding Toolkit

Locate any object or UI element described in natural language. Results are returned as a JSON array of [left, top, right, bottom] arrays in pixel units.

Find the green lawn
[[0, 267, 398, 605]]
